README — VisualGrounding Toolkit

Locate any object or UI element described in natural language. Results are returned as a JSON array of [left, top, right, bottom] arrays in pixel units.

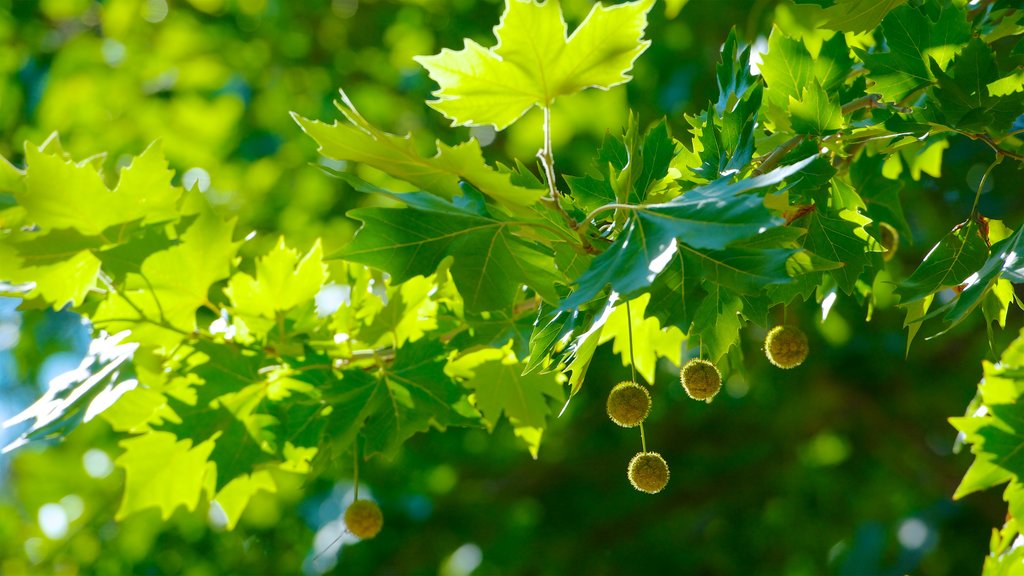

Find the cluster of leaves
[[2, 0, 1024, 567], [0, 135, 564, 528]]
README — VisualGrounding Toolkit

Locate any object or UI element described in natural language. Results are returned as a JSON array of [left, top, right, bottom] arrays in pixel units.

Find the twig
[[752, 135, 803, 176]]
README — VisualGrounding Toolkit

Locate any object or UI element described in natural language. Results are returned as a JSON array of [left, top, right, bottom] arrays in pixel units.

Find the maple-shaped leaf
[[819, 0, 908, 33], [759, 29, 851, 116], [460, 356, 564, 430], [929, 39, 1024, 133], [340, 190, 563, 313], [896, 220, 989, 303], [115, 431, 215, 521], [946, 226, 1024, 326], [599, 294, 685, 384], [565, 117, 676, 211], [294, 92, 545, 208], [92, 203, 241, 341], [360, 340, 479, 458], [691, 282, 743, 363], [17, 140, 181, 235], [856, 2, 970, 103], [414, 0, 655, 130], [562, 155, 816, 309], [951, 335, 1024, 520], [225, 237, 327, 319], [795, 206, 882, 294], [788, 80, 844, 136]]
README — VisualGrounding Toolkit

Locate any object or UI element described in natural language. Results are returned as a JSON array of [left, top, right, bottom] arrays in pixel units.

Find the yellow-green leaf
[[115, 431, 215, 520], [226, 237, 327, 319], [414, 0, 655, 130], [294, 92, 545, 208]]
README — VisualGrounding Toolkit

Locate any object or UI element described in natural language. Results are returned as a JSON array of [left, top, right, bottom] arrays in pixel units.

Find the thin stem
[[276, 312, 287, 348], [577, 203, 637, 236], [625, 299, 646, 453], [971, 155, 1003, 218], [996, 128, 1024, 143], [626, 300, 637, 384], [537, 106, 576, 230], [752, 135, 803, 176], [353, 443, 360, 501]]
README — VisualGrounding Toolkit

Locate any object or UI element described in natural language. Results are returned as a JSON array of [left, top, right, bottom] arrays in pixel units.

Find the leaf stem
[[970, 155, 1003, 218], [626, 299, 647, 453], [576, 203, 637, 236], [537, 106, 577, 230], [955, 129, 1024, 162]]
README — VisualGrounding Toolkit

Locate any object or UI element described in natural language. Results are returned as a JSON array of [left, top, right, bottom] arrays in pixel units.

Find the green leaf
[[897, 220, 989, 303], [680, 245, 798, 295], [760, 29, 852, 113], [159, 403, 277, 492], [563, 155, 816, 309], [692, 282, 743, 363], [341, 196, 562, 313], [947, 226, 1024, 326], [988, 70, 1024, 98], [94, 204, 241, 335], [599, 294, 685, 384], [460, 356, 564, 430], [0, 237, 101, 308], [930, 39, 1024, 132], [294, 93, 545, 208], [566, 116, 675, 211], [361, 340, 478, 457], [357, 273, 439, 347], [820, 0, 908, 33], [796, 207, 880, 294], [226, 238, 327, 319], [645, 252, 702, 334], [115, 431, 215, 520], [414, 0, 655, 130], [17, 141, 181, 235], [788, 80, 844, 136], [715, 28, 757, 115], [857, 2, 970, 102], [850, 153, 910, 238], [317, 370, 380, 458]]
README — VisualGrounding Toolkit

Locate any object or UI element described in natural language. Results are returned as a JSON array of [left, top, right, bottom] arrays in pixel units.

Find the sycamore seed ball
[[764, 325, 809, 369], [628, 452, 670, 494], [344, 499, 383, 540], [606, 381, 651, 427], [680, 358, 722, 401]]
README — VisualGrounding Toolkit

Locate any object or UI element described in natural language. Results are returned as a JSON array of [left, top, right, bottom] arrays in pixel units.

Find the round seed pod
[[764, 325, 809, 369], [606, 381, 651, 427], [344, 499, 383, 539], [680, 358, 722, 401], [628, 452, 670, 494]]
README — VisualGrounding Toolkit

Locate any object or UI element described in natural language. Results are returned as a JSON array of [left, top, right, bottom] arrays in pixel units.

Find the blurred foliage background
[[1, 0, 1021, 574]]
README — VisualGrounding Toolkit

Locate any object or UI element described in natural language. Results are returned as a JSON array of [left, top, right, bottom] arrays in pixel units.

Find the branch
[[751, 135, 803, 176]]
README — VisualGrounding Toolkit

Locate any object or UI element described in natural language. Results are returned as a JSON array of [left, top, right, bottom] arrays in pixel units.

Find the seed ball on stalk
[[680, 358, 722, 401], [344, 499, 383, 539], [764, 325, 809, 369], [628, 452, 670, 494], [606, 381, 651, 427]]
